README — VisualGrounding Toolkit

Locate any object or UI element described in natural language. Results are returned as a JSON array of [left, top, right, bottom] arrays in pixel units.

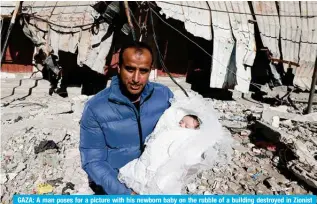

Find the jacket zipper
[[137, 91, 153, 152], [109, 99, 145, 152]]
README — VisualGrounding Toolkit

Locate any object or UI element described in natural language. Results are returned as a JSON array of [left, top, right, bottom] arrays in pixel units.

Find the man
[[79, 42, 174, 194]]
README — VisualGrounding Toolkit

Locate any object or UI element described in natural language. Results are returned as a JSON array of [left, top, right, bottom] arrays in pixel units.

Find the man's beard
[[119, 80, 143, 102]]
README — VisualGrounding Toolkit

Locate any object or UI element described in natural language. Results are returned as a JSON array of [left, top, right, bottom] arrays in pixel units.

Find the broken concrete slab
[[262, 107, 298, 125], [292, 112, 317, 122], [0, 174, 8, 184], [287, 161, 317, 189], [47, 100, 73, 115], [252, 120, 317, 190]]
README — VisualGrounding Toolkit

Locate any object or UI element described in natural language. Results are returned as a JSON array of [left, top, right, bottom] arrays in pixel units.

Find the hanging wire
[[152, 1, 317, 18], [22, 13, 96, 29], [149, 7, 189, 97], [149, 6, 264, 91], [148, 4, 296, 105], [129, 8, 141, 29]]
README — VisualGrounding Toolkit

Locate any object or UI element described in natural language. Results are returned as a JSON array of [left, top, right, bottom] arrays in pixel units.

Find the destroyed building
[[1, 1, 316, 93], [1, 1, 317, 202]]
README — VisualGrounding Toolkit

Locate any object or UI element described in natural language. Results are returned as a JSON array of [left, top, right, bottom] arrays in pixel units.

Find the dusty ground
[[1, 76, 315, 203]]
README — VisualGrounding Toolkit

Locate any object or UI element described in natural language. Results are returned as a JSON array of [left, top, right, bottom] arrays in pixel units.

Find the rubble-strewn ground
[[1, 92, 95, 203], [184, 99, 316, 195], [1, 76, 316, 203]]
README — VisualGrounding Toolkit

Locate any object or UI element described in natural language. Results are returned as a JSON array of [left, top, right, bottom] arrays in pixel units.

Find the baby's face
[[179, 116, 198, 129]]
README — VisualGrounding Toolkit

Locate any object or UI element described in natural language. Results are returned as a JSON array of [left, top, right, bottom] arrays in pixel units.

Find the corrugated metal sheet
[[155, 1, 317, 92], [208, 1, 235, 90], [157, 1, 255, 93], [0, 1, 16, 16], [84, 23, 113, 73], [2, 1, 316, 90], [294, 1, 317, 90], [1, 1, 112, 74], [156, 1, 212, 40], [252, 2, 280, 59], [22, 1, 97, 32], [279, 2, 301, 66], [226, 1, 256, 93]]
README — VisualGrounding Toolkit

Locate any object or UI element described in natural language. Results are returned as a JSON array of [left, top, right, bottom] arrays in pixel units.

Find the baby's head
[[179, 115, 201, 129]]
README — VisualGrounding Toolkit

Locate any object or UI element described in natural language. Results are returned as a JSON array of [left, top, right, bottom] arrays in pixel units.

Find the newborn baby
[[118, 90, 233, 195], [179, 115, 201, 129], [118, 110, 202, 194]]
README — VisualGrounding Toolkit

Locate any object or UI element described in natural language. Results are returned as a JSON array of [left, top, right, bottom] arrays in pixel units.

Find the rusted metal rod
[[1, 1, 21, 64], [260, 48, 300, 67], [270, 57, 300, 67], [123, 1, 136, 41], [306, 55, 317, 114]]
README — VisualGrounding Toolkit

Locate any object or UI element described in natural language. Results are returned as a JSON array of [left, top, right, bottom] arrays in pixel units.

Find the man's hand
[[131, 191, 138, 195]]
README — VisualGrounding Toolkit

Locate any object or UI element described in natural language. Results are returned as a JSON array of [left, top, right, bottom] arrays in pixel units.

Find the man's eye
[[125, 66, 134, 72], [140, 69, 149, 74]]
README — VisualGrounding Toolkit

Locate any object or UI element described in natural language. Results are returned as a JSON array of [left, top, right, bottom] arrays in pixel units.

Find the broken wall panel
[[181, 2, 212, 41], [252, 2, 280, 59], [279, 2, 301, 68], [294, 1, 317, 90], [22, 1, 97, 30], [0, 1, 16, 15], [49, 29, 60, 56], [84, 23, 113, 74], [89, 31, 114, 74], [13, 1, 112, 74], [226, 1, 256, 93], [156, 1, 212, 40], [208, 1, 235, 89], [77, 30, 91, 66], [68, 32, 81, 54]]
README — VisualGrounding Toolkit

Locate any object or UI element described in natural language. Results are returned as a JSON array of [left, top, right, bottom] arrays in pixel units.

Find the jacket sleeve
[[79, 105, 132, 195], [166, 87, 174, 106]]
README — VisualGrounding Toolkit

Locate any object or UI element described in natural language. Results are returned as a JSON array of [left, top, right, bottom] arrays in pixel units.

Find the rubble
[[1, 94, 93, 203], [253, 116, 317, 190], [1, 78, 316, 201], [182, 98, 315, 195], [34, 140, 59, 154]]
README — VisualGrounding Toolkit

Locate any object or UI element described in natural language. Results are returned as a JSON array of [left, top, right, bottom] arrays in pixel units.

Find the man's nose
[[132, 71, 140, 83]]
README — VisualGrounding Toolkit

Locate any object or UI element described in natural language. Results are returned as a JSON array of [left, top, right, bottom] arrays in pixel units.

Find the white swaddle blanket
[[118, 90, 233, 194]]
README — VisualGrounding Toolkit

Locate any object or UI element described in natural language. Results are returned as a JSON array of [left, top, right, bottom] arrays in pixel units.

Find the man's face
[[119, 47, 152, 97]]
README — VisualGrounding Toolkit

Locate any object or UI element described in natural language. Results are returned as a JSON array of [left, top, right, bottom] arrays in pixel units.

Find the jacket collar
[[108, 75, 154, 105]]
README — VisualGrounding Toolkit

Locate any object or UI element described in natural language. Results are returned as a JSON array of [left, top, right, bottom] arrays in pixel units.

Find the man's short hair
[[119, 41, 154, 67]]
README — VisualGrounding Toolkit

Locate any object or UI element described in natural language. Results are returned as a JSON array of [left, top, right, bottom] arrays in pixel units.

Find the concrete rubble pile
[[1, 94, 94, 203], [259, 102, 317, 190], [1, 81, 316, 201], [184, 99, 315, 195]]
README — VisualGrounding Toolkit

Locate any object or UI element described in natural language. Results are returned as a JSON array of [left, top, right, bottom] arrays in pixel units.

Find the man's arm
[[167, 87, 174, 107], [79, 105, 132, 195]]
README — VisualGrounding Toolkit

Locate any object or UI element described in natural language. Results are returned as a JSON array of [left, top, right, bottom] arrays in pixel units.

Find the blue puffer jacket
[[79, 76, 174, 195]]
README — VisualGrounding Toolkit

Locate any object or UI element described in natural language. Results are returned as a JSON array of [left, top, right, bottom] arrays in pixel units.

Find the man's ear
[[117, 66, 121, 74]]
